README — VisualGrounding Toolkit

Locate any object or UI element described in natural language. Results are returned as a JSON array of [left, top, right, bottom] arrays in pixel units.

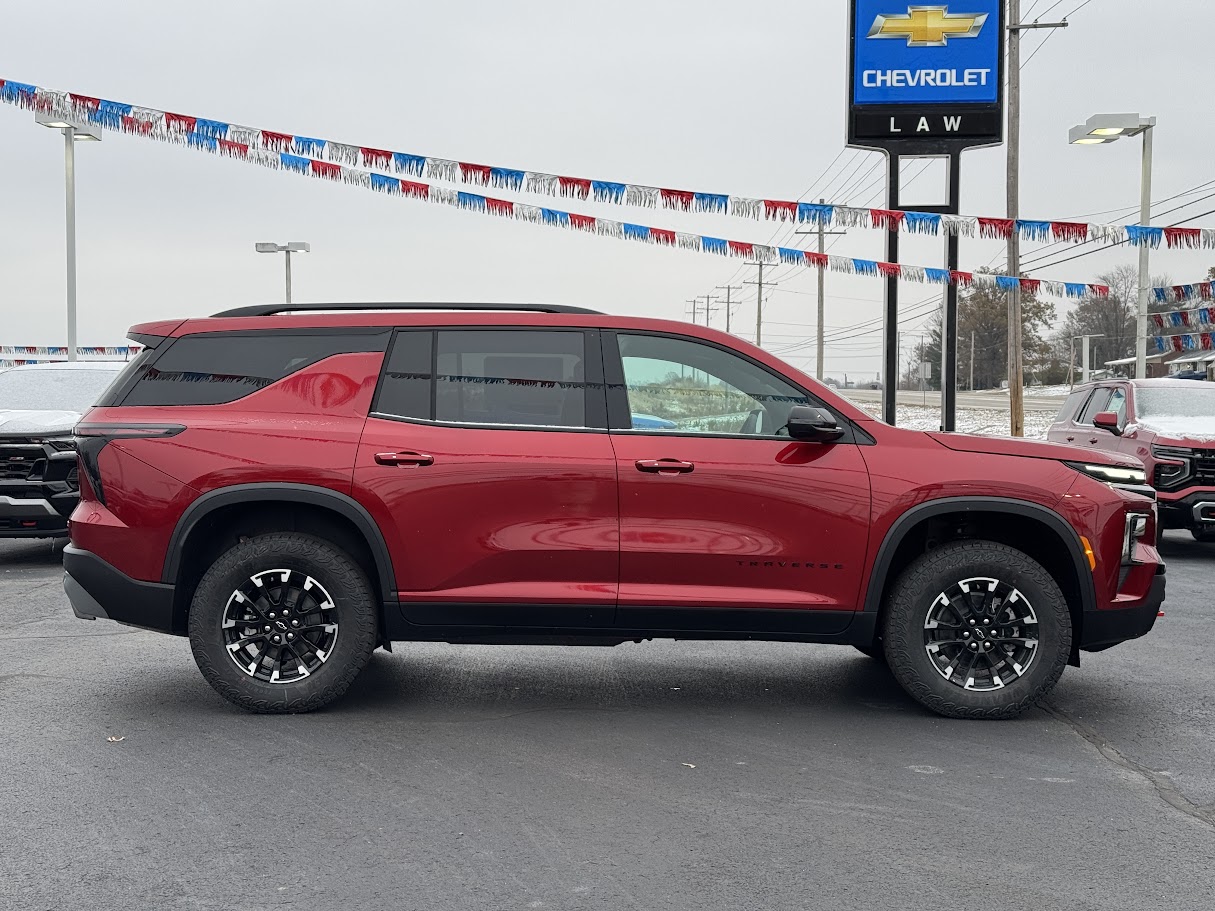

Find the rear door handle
[[375, 451, 434, 467], [636, 458, 695, 474]]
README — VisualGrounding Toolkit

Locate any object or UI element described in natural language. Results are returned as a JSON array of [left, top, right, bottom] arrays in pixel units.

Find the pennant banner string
[[2, 78, 1212, 252]]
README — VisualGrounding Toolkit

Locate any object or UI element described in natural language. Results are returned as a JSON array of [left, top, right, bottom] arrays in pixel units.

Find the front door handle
[[375, 451, 434, 467], [1066, 436, 1076, 442], [636, 458, 695, 474]]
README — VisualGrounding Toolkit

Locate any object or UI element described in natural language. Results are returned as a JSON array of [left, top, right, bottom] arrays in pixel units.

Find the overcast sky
[[2, 0, 1212, 379]]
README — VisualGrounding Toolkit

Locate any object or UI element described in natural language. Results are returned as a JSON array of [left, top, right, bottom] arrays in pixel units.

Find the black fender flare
[[162, 483, 397, 601], [860, 496, 1097, 615]]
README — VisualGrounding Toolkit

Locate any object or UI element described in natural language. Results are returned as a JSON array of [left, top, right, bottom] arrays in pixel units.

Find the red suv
[[64, 304, 1164, 718], [1046, 378, 1215, 542]]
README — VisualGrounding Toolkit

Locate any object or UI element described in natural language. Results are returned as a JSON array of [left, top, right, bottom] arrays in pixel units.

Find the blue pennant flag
[[187, 133, 218, 151], [925, 268, 950, 284], [294, 136, 325, 155], [700, 236, 727, 255], [905, 212, 941, 235], [369, 173, 399, 193], [778, 247, 804, 265], [694, 192, 729, 213], [797, 203, 833, 225], [1171, 311, 1185, 327], [1126, 225, 1164, 248], [1153, 336, 1167, 353], [1064, 282, 1088, 298], [491, 167, 525, 190], [457, 192, 487, 211], [1153, 287, 1168, 303], [541, 208, 569, 226], [1, 81, 36, 99], [393, 152, 426, 175], [623, 224, 651, 241], [1016, 220, 1052, 242], [279, 153, 311, 174], [591, 180, 626, 202], [852, 259, 879, 276], [91, 100, 131, 129], [996, 276, 1021, 290], [194, 118, 229, 138]]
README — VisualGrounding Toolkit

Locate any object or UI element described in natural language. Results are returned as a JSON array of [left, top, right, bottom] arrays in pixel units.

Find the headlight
[[1067, 462, 1147, 485]]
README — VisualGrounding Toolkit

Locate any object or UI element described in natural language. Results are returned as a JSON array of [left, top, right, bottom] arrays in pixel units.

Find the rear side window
[[120, 331, 388, 406], [374, 329, 591, 429]]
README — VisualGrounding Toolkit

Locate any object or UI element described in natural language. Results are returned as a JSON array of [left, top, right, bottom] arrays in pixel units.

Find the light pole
[[256, 242, 310, 304], [1069, 113, 1156, 380], [36, 113, 101, 362]]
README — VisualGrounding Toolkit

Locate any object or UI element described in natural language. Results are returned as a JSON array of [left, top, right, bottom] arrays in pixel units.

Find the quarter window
[[614, 334, 811, 436]]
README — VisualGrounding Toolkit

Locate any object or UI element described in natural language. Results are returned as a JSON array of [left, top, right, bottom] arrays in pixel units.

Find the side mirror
[[1093, 411, 1123, 436], [787, 405, 845, 443]]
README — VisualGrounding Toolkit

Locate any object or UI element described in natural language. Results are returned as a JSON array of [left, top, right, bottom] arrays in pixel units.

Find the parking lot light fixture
[[255, 241, 311, 304], [1068, 113, 1155, 379]]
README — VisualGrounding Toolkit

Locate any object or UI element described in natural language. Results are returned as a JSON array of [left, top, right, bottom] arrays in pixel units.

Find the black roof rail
[[210, 302, 604, 318]]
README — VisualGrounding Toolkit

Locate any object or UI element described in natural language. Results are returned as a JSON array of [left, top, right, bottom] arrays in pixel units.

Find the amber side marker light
[[1079, 536, 1097, 571]]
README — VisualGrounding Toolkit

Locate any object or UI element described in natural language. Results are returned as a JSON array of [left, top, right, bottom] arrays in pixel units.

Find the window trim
[[600, 329, 869, 444], [369, 326, 609, 433]]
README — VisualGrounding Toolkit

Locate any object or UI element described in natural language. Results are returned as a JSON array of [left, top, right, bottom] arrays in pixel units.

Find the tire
[[881, 540, 1071, 720], [1191, 528, 1215, 543], [188, 532, 378, 713]]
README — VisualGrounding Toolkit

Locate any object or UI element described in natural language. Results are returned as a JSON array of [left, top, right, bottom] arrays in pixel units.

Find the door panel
[[605, 331, 871, 623], [354, 327, 618, 627]]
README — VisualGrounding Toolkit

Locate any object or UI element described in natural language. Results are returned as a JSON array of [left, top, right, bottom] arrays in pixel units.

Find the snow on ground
[[856, 402, 1054, 439]]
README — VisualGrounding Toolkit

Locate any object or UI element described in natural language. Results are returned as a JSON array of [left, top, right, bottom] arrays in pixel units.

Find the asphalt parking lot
[[2, 534, 1212, 911]]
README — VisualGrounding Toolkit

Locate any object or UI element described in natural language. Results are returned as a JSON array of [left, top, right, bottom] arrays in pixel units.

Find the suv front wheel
[[188, 533, 378, 713], [881, 540, 1071, 720]]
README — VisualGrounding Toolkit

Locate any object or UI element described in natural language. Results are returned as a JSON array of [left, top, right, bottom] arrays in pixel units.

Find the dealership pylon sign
[[848, 0, 1005, 152]]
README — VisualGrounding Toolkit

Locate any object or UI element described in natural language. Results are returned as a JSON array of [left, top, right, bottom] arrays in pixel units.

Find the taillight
[[72, 424, 184, 506]]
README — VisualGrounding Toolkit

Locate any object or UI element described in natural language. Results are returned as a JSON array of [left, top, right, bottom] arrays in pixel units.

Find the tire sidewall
[[188, 534, 377, 712], [882, 542, 1071, 718]]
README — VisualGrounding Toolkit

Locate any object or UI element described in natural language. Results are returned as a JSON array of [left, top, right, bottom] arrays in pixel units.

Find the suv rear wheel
[[188, 533, 378, 713], [881, 540, 1071, 720]]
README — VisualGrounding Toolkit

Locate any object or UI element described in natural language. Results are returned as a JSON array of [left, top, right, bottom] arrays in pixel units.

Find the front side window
[[1079, 388, 1113, 425], [614, 334, 810, 436], [375, 329, 590, 429]]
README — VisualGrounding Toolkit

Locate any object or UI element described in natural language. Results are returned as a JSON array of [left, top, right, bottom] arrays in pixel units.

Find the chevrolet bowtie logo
[[868, 6, 988, 47]]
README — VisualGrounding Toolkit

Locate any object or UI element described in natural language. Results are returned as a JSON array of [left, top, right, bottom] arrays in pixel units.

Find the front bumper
[[0, 493, 70, 537], [1080, 566, 1166, 652], [1157, 490, 1215, 530], [62, 544, 180, 634]]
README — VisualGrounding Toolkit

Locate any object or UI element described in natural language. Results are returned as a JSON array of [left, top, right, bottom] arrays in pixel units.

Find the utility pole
[[716, 284, 742, 335], [744, 262, 777, 347], [701, 295, 719, 328], [685, 298, 701, 325], [969, 331, 976, 392], [1007, 2, 1070, 436], [795, 199, 848, 380]]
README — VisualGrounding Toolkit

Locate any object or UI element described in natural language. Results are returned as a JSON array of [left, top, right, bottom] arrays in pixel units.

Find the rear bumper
[[1080, 567, 1166, 652], [62, 544, 180, 635]]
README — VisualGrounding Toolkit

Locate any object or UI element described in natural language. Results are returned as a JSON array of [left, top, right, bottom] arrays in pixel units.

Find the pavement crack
[[1044, 703, 1215, 829]]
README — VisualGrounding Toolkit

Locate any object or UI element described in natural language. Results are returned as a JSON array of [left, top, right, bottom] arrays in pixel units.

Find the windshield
[[1136, 385, 1215, 420], [0, 367, 124, 413]]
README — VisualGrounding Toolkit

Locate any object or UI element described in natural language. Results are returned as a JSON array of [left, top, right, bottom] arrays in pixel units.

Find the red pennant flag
[[727, 241, 754, 258], [805, 251, 828, 268], [1164, 227, 1203, 249], [650, 228, 676, 245], [486, 197, 514, 217], [1152, 313, 1166, 328], [1172, 335, 1185, 352], [310, 160, 342, 180], [877, 261, 901, 278], [950, 270, 974, 287], [121, 115, 153, 135], [1051, 222, 1088, 243], [68, 94, 100, 110], [1089, 284, 1110, 298], [764, 200, 797, 220], [978, 218, 1013, 240], [568, 213, 596, 231], [401, 180, 429, 199], [660, 188, 694, 210], [218, 139, 248, 158], [361, 147, 392, 168], [1020, 278, 1041, 295], [1203, 333, 1214, 351], [164, 112, 196, 133], [261, 130, 293, 150], [1202, 283, 1214, 300], [459, 162, 492, 185], [558, 176, 591, 199], [1174, 286, 1190, 304], [871, 209, 906, 231]]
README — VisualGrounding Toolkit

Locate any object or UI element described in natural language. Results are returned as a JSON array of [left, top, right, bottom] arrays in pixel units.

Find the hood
[[1128, 416, 1215, 445], [928, 432, 1142, 468], [0, 409, 82, 437]]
